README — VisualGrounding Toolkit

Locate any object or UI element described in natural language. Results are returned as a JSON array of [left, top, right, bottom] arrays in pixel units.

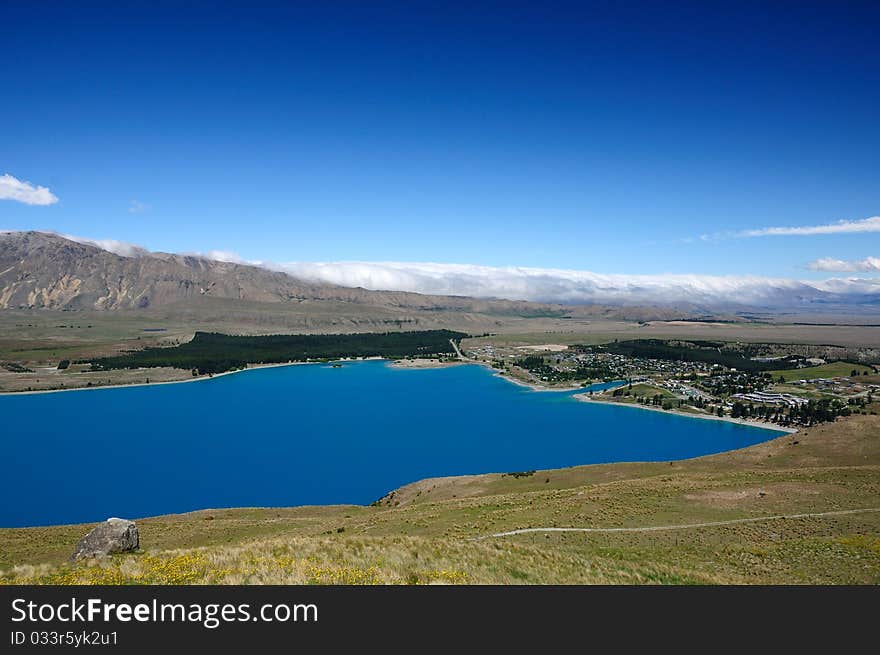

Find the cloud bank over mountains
[[274, 261, 880, 308], [60, 233, 148, 258], [3, 230, 878, 309], [139, 243, 879, 307]]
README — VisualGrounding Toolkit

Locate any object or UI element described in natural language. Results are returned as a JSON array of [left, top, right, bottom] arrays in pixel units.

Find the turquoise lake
[[1, 360, 783, 527]]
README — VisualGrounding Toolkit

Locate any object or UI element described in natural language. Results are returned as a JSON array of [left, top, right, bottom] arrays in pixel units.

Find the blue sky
[[1, 1, 878, 283]]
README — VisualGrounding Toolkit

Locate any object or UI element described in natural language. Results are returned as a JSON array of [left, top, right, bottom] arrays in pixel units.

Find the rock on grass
[[70, 518, 139, 561]]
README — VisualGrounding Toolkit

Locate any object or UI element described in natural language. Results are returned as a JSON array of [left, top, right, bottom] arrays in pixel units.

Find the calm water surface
[[1, 361, 782, 527]]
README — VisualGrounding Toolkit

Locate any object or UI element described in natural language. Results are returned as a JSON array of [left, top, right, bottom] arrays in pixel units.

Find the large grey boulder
[[71, 518, 139, 561]]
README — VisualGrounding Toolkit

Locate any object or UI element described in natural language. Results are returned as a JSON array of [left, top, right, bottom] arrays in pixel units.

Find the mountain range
[[1, 231, 877, 320], [0, 231, 679, 322]]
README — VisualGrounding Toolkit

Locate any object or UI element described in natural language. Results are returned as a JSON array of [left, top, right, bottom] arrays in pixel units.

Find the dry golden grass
[[0, 535, 732, 585]]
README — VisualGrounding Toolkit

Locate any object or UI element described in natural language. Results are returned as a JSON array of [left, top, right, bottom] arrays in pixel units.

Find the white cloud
[[741, 215, 880, 237], [178, 249, 271, 267], [702, 215, 880, 240], [808, 256, 880, 273], [201, 250, 251, 264], [59, 233, 147, 258], [128, 200, 148, 213], [0, 173, 59, 206], [275, 260, 880, 307]]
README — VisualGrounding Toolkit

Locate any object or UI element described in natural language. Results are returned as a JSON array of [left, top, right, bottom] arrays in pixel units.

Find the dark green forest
[[88, 330, 468, 375]]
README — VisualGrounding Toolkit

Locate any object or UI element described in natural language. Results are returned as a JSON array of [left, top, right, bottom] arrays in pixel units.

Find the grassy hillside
[[2, 410, 879, 585], [770, 361, 874, 382]]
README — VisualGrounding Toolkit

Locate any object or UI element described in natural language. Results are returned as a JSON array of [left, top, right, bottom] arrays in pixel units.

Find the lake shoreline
[[0, 356, 588, 396], [1, 355, 421, 397], [0, 360, 315, 396], [0, 357, 795, 435], [573, 394, 799, 433], [491, 370, 586, 392], [386, 358, 467, 370], [459, 358, 604, 393], [2, 359, 793, 528]]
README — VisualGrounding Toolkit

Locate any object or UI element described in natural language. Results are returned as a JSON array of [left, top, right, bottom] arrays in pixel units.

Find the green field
[[623, 383, 677, 398], [597, 383, 678, 404], [770, 361, 873, 382]]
